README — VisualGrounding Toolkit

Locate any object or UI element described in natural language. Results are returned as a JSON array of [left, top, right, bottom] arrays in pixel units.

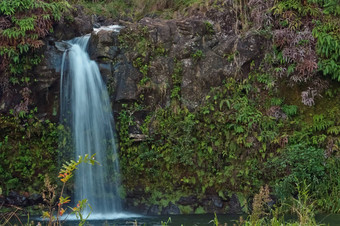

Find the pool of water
[[22, 213, 339, 226], [59, 214, 243, 226]]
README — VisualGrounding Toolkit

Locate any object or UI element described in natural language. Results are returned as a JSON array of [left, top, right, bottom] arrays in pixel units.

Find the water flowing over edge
[[59, 25, 137, 220]]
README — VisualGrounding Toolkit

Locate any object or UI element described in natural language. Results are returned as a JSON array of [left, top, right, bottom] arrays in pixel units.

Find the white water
[[60, 31, 123, 218]]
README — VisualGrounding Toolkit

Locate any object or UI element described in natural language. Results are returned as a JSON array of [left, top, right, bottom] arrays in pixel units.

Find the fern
[[271, 97, 284, 106], [312, 114, 334, 131], [282, 105, 298, 116], [327, 126, 340, 135], [0, 0, 71, 76]]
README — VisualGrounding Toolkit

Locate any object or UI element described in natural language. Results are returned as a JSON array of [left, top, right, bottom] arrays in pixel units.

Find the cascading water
[[60, 28, 123, 218]]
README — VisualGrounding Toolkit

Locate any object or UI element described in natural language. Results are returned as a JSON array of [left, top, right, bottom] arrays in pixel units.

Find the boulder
[[28, 193, 43, 206], [147, 205, 160, 215], [5, 191, 28, 207], [200, 195, 225, 213], [88, 30, 120, 61], [177, 196, 197, 206], [228, 194, 243, 214], [55, 41, 72, 52], [161, 202, 180, 215]]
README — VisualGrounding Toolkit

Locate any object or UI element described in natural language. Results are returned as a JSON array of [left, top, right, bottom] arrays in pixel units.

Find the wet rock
[[88, 30, 120, 61], [55, 41, 72, 52], [93, 23, 101, 28], [199, 195, 225, 213], [142, 56, 172, 108], [228, 194, 243, 214], [205, 0, 236, 34], [123, 202, 149, 215], [161, 202, 180, 215], [177, 196, 197, 206], [28, 193, 43, 206], [212, 195, 223, 208], [113, 62, 140, 102], [29, 39, 61, 121], [6, 191, 28, 207], [148, 205, 160, 215], [181, 50, 226, 110], [33, 39, 62, 91], [98, 63, 113, 82]]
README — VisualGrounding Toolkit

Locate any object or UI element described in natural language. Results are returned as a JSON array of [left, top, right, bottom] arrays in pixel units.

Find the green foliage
[[133, 57, 150, 85], [191, 50, 204, 62], [204, 21, 214, 35], [0, 111, 66, 194], [119, 76, 279, 198], [282, 105, 298, 117], [237, 182, 323, 225], [118, 65, 340, 212], [0, 0, 71, 76], [170, 60, 183, 100], [273, 0, 340, 81], [194, 206, 205, 214], [312, 114, 333, 131], [161, 217, 171, 226], [270, 97, 283, 106], [266, 144, 326, 200], [313, 19, 340, 81]]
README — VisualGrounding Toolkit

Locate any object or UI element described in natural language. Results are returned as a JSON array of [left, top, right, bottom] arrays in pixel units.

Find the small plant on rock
[[191, 50, 204, 62]]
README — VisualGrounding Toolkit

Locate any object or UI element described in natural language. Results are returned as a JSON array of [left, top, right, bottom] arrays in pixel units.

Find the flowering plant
[[42, 154, 98, 226]]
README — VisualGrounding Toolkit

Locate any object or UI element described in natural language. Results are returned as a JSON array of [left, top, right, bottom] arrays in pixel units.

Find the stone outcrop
[[88, 16, 269, 111], [53, 6, 93, 41]]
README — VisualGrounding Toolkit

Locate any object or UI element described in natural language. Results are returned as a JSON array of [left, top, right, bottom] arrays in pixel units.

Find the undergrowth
[[79, 0, 207, 20]]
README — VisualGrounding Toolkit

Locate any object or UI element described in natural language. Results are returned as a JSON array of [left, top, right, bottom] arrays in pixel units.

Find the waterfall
[[60, 32, 122, 217]]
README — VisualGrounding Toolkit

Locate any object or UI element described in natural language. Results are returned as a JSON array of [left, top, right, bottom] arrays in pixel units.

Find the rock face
[[88, 17, 269, 111], [53, 6, 93, 41]]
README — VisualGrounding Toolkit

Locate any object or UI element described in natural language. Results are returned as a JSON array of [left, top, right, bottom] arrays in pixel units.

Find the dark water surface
[[22, 213, 339, 226]]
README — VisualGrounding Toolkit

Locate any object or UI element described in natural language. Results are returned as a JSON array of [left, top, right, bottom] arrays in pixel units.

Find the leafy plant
[[0, 0, 71, 77], [42, 154, 99, 226], [204, 21, 214, 35], [267, 144, 326, 200], [0, 112, 69, 194], [191, 50, 204, 62]]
